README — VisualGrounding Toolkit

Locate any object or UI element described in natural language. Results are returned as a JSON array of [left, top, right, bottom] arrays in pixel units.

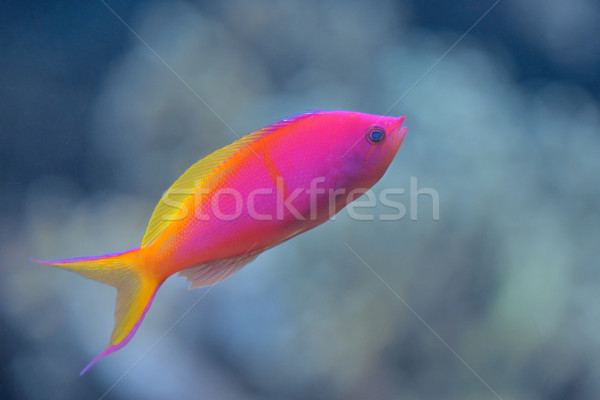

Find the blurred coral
[[2, 0, 600, 399]]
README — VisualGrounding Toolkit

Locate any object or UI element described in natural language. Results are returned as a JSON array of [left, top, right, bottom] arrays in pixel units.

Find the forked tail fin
[[31, 248, 161, 375]]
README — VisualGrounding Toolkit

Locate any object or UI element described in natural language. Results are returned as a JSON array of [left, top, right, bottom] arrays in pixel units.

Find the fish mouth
[[389, 116, 407, 143]]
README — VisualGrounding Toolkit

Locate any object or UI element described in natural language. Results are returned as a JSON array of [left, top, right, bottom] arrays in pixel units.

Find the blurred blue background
[[2, 0, 600, 399]]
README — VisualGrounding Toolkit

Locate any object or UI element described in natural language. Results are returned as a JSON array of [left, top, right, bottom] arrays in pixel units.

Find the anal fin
[[178, 253, 259, 289]]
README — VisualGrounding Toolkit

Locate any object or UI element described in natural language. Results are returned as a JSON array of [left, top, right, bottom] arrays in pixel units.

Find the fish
[[32, 110, 407, 374]]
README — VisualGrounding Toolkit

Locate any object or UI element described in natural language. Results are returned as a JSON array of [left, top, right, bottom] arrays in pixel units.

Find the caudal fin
[[31, 248, 161, 375]]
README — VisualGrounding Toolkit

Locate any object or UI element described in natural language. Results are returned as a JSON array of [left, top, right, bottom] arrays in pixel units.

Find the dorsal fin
[[141, 111, 322, 246]]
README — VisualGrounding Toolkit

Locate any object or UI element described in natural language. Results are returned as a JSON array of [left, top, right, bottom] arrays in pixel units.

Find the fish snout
[[389, 116, 407, 144]]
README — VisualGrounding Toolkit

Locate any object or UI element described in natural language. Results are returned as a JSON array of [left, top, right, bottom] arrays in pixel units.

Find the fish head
[[336, 112, 407, 188]]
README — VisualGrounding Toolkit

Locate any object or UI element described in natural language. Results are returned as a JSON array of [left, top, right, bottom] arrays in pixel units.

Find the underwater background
[[2, 0, 600, 399]]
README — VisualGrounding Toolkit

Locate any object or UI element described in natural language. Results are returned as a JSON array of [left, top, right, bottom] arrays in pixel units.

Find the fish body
[[33, 110, 407, 374]]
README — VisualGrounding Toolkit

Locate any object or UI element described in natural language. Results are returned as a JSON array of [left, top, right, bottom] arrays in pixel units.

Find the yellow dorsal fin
[[141, 111, 322, 246]]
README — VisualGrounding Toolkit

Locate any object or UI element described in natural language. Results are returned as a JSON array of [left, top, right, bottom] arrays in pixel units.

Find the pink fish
[[33, 111, 407, 374]]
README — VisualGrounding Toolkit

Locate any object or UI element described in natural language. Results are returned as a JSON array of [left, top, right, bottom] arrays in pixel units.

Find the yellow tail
[[32, 248, 162, 375]]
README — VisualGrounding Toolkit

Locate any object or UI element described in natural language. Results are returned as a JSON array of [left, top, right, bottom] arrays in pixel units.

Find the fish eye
[[366, 127, 385, 144]]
